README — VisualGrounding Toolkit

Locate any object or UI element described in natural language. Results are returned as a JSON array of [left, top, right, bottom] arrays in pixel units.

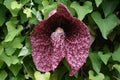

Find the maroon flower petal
[[65, 18, 90, 76], [30, 3, 90, 76], [30, 19, 65, 72], [49, 3, 90, 76]]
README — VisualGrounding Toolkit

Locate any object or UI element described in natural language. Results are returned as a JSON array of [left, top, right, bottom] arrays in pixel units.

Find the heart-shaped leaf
[[89, 52, 102, 74], [18, 46, 29, 57], [4, 0, 22, 17], [70, 1, 93, 20], [0, 53, 19, 66], [89, 70, 104, 80], [101, 0, 120, 17], [112, 44, 120, 62], [9, 64, 22, 76], [11, 1, 22, 10], [50, 64, 67, 80], [23, 8, 32, 18], [4, 20, 23, 42], [95, 0, 103, 7], [3, 36, 24, 56], [34, 71, 50, 80], [113, 64, 120, 73], [42, 2, 57, 18], [91, 12, 118, 39], [0, 70, 8, 80], [98, 52, 111, 65], [0, 60, 4, 68], [0, 4, 7, 26], [0, 45, 4, 56]]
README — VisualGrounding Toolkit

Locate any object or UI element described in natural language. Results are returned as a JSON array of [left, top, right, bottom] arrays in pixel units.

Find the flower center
[[55, 27, 64, 33]]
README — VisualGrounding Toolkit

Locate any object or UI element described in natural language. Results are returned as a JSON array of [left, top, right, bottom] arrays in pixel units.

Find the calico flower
[[30, 3, 90, 76]]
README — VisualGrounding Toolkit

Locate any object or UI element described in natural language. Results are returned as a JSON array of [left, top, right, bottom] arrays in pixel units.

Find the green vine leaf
[[89, 70, 104, 80], [98, 52, 111, 65], [95, 0, 103, 7], [0, 53, 19, 66], [4, 0, 22, 17], [4, 21, 23, 42], [34, 71, 50, 80], [112, 44, 120, 62], [70, 1, 93, 20], [23, 8, 32, 18], [11, 1, 22, 10], [91, 12, 118, 39], [113, 64, 120, 73], [101, 0, 120, 17], [0, 4, 7, 26], [0, 70, 8, 80], [0, 60, 4, 68], [89, 52, 102, 74], [9, 64, 22, 76], [0, 45, 4, 56], [42, 2, 57, 18]]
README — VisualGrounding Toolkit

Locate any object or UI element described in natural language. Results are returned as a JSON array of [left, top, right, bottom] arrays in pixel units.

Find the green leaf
[[25, 37, 31, 53], [91, 12, 118, 39], [42, 0, 49, 7], [98, 52, 111, 65], [5, 47, 16, 56], [20, 0, 30, 6], [0, 53, 12, 66], [57, 0, 69, 5], [89, 52, 102, 73], [4, 0, 22, 16], [42, 2, 57, 18], [0, 53, 19, 66], [23, 57, 35, 79], [104, 76, 110, 80], [112, 44, 120, 62], [89, 70, 104, 80], [64, 74, 79, 80], [11, 1, 22, 10], [18, 46, 29, 57], [3, 36, 24, 56], [11, 56, 19, 65], [34, 71, 50, 80], [101, 0, 120, 17], [9, 64, 22, 76], [95, 0, 103, 7], [29, 15, 38, 24], [20, 10, 28, 23], [70, 1, 93, 20], [0, 45, 4, 55], [113, 64, 120, 73], [0, 60, 4, 68], [3, 36, 24, 48], [32, 8, 42, 21], [0, 70, 8, 80], [23, 8, 32, 18], [10, 37, 24, 49], [50, 65, 67, 80], [5, 20, 23, 42], [9, 74, 25, 80], [0, 4, 7, 26], [0, 0, 4, 4], [34, 0, 43, 4]]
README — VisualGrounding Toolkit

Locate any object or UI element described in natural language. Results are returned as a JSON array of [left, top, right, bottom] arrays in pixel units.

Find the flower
[[30, 3, 90, 76]]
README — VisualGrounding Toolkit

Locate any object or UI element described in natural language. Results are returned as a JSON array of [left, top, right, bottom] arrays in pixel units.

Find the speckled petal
[[65, 18, 90, 76], [30, 19, 65, 72], [30, 3, 90, 76]]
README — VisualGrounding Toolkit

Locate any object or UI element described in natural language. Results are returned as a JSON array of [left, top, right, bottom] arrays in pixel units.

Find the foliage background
[[0, 0, 120, 80]]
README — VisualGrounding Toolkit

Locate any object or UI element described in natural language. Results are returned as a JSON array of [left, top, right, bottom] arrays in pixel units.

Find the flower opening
[[30, 3, 90, 76]]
